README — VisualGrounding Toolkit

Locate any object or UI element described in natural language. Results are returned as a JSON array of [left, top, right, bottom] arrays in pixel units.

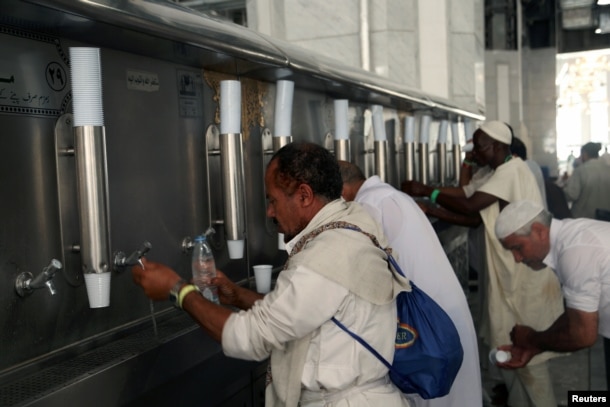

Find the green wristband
[[430, 189, 440, 204]]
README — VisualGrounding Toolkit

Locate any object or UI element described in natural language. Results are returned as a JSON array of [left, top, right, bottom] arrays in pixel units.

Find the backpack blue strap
[[304, 222, 406, 374], [330, 316, 393, 370]]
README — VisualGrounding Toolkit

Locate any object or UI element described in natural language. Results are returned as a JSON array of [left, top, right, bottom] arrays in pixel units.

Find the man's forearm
[[529, 309, 599, 352]]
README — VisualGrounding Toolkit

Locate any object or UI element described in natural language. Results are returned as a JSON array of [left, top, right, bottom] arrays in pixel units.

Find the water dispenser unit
[[70, 47, 112, 308], [204, 80, 247, 260], [451, 121, 462, 184], [418, 114, 432, 185], [371, 105, 388, 182], [260, 80, 296, 250], [328, 99, 351, 161], [437, 119, 449, 186], [404, 115, 416, 181]]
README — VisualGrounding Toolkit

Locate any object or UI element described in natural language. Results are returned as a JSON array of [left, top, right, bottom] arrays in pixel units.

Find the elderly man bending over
[[495, 200, 610, 387]]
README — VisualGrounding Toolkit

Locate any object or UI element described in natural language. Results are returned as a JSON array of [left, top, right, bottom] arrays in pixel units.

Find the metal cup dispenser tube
[[272, 80, 295, 250], [371, 105, 388, 182], [273, 79, 294, 151], [69, 47, 112, 308], [219, 80, 246, 259], [437, 119, 449, 186], [418, 114, 431, 185], [404, 115, 416, 181], [333, 99, 351, 161], [451, 121, 462, 184]]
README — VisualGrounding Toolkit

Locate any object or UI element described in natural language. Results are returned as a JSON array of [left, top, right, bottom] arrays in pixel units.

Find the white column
[[418, 0, 449, 99]]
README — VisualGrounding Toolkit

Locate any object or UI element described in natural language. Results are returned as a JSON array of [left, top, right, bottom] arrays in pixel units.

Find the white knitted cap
[[480, 121, 512, 145], [495, 200, 545, 239]]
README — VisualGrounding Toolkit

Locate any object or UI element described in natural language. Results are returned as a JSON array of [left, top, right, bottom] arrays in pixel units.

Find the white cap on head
[[495, 200, 545, 239], [480, 121, 512, 145], [463, 141, 474, 152]]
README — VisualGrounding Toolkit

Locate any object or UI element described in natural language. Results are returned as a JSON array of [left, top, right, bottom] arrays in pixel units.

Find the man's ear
[[297, 183, 315, 206]]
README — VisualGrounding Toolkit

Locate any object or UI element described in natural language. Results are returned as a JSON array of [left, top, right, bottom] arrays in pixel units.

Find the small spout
[[45, 280, 57, 295], [113, 241, 152, 272], [123, 241, 152, 266], [15, 259, 63, 297], [30, 259, 62, 291], [204, 227, 216, 239]]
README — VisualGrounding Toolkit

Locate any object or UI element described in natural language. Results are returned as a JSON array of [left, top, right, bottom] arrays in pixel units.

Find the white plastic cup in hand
[[253, 264, 273, 294]]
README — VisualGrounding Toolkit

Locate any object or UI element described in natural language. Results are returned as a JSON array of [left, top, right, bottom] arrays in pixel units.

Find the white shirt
[[543, 218, 610, 338], [355, 176, 482, 407]]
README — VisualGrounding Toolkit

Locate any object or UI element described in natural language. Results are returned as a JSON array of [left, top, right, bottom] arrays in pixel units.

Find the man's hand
[[510, 324, 539, 349], [213, 270, 240, 306], [494, 324, 543, 369], [131, 258, 182, 301], [495, 344, 538, 369], [401, 180, 431, 197]]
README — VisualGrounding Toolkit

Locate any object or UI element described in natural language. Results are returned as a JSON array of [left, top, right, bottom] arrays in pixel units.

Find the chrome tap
[[113, 241, 152, 271], [15, 259, 63, 297]]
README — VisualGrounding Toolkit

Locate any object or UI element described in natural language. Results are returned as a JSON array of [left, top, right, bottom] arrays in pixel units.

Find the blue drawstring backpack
[[328, 223, 464, 399]]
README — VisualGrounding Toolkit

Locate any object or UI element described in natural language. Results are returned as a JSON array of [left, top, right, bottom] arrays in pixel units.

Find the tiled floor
[[468, 284, 607, 407]]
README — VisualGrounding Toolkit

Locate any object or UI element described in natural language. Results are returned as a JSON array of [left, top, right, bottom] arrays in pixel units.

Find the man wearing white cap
[[403, 120, 564, 407], [495, 200, 610, 384]]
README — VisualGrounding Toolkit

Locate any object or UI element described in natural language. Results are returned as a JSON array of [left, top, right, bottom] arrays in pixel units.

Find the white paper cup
[[253, 264, 273, 294], [278, 233, 286, 251], [84, 272, 111, 308], [227, 239, 244, 259]]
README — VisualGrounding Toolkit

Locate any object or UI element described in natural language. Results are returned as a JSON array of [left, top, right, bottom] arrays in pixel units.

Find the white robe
[[355, 176, 482, 407], [477, 157, 564, 363]]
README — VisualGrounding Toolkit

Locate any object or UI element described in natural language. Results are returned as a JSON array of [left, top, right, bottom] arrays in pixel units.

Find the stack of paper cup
[[69, 47, 104, 127], [220, 80, 241, 134], [253, 265, 273, 294], [84, 272, 111, 308]]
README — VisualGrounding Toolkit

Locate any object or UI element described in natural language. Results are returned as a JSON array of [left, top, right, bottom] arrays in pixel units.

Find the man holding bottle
[[132, 142, 411, 407]]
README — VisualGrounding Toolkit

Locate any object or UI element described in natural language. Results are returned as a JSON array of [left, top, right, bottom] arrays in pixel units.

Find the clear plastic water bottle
[[192, 234, 219, 304]]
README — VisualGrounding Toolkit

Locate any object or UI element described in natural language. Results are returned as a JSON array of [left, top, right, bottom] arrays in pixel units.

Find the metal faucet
[[113, 241, 152, 272], [15, 259, 63, 297]]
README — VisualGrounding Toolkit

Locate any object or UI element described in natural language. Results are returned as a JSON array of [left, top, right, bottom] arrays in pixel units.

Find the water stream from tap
[[149, 299, 158, 338], [138, 258, 158, 339]]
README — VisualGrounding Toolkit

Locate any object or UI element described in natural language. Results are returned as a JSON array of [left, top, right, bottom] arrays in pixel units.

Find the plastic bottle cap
[[496, 350, 510, 363], [489, 349, 511, 364]]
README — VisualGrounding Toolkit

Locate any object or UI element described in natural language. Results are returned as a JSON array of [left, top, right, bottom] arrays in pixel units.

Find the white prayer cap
[[463, 140, 474, 153], [479, 121, 512, 145], [495, 200, 545, 239]]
